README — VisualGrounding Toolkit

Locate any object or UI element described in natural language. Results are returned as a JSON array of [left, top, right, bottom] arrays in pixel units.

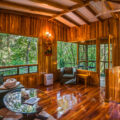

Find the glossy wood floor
[[0, 82, 120, 120]]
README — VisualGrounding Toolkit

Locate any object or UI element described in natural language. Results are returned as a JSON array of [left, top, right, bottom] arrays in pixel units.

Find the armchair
[[60, 67, 76, 84]]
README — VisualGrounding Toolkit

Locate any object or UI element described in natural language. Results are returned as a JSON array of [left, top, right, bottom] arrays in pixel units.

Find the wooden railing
[[0, 64, 38, 76]]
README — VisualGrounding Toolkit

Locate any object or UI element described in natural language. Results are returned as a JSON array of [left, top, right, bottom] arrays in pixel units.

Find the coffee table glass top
[[3, 89, 51, 114]]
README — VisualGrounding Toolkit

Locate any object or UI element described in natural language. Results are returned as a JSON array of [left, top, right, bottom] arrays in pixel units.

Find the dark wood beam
[[0, 8, 70, 28], [72, 10, 90, 25], [0, 1, 60, 15], [86, 5, 103, 22], [30, 0, 68, 10], [62, 15, 80, 27], [108, 0, 120, 4], [49, 2, 89, 20]]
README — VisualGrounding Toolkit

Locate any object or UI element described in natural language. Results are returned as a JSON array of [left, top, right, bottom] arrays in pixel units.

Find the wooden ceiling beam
[[104, 1, 118, 18], [30, 0, 68, 10], [49, 2, 89, 20], [62, 15, 80, 27], [86, 5, 103, 22], [0, 1, 60, 15], [108, 0, 120, 4], [72, 10, 90, 25]]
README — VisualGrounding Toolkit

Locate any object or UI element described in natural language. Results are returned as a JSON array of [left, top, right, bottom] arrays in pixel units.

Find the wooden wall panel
[[105, 67, 120, 103], [4, 73, 38, 88], [0, 12, 70, 87], [0, 11, 119, 88]]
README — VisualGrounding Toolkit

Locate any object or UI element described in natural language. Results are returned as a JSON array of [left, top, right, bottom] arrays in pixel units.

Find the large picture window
[[0, 33, 38, 76], [57, 41, 77, 69]]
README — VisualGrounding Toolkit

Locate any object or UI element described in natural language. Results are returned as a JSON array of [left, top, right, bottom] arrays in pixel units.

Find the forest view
[[0, 33, 38, 66], [57, 41, 77, 68]]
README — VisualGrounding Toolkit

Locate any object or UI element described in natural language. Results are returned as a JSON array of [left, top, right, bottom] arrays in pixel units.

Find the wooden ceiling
[[0, 0, 120, 27]]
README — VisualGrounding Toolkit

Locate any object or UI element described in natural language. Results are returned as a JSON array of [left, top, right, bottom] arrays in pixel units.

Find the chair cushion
[[63, 74, 74, 79], [0, 74, 3, 85], [64, 67, 73, 74]]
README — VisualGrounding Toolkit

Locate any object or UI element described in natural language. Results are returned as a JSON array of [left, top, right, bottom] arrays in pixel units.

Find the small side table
[[76, 74, 90, 87]]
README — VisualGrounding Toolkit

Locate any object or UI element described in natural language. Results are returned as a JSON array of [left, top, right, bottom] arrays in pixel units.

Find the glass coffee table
[[3, 89, 51, 120]]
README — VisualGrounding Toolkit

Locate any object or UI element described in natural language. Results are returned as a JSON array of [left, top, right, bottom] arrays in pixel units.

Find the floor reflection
[[57, 91, 77, 118]]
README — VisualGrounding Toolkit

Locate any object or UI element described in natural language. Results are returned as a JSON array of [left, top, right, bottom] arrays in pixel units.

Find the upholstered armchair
[[60, 67, 76, 84]]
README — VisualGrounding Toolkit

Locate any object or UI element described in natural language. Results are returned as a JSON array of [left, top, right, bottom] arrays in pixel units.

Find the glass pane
[[78, 62, 87, 70], [29, 66, 38, 73], [88, 62, 96, 71], [0, 68, 17, 76], [100, 62, 105, 76], [19, 67, 28, 74], [88, 45, 96, 61], [79, 44, 96, 71], [0, 33, 38, 66], [57, 41, 77, 69], [79, 45, 86, 61]]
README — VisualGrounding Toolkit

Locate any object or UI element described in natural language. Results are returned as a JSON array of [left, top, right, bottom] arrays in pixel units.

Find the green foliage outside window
[[0, 33, 38, 76], [57, 41, 77, 69], [0, 33, 38, 66], [79, 44, 96, 71]]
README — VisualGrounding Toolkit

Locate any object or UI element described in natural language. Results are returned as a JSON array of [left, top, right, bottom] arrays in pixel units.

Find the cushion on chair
[[64, 67, 73, 74], [63, 74, 74, 79]]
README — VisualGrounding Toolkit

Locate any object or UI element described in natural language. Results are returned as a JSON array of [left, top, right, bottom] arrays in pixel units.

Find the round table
[[3, 89, 51, 120]]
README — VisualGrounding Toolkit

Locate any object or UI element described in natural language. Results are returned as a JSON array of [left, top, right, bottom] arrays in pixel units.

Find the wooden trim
[[0, 1, 60, 15], [0, 64, 38, 69], [72, 11, 90, 25], [86, 5, 103, 22], [62, 15, 81, 27]]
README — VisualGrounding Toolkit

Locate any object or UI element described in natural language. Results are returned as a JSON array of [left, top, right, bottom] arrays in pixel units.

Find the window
[[0, 33, 38, 76], [100, 44, 112, 76], [57, 41, 77, 69], [79, 44, 96, 71]]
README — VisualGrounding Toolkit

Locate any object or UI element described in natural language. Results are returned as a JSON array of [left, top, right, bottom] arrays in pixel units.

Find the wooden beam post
[[77, 43, 79, 67], [96, 23, 100, 86]]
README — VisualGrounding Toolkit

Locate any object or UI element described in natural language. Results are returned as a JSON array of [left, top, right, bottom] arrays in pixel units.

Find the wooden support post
[[108, 35, 111, 69], [86, 45, 88, 70], [96, 23, 100, 86], [77, 43, 79, 67], [105, 69, 110, 102]]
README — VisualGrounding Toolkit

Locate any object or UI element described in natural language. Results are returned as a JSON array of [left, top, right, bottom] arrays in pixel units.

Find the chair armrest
[[60, 68, 64, 78], [73, 68, 76, 77]]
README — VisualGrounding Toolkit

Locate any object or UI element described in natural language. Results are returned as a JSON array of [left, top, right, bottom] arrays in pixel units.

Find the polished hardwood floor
[[0, 82, 120, 120]]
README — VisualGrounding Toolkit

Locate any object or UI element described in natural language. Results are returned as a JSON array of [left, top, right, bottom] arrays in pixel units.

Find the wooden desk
[[76, 74, 89, 87]]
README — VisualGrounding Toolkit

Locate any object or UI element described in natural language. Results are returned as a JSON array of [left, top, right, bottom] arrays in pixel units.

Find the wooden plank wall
[[0, 11, 120, 88], [105, 16, 120, 102], [105, 67, 120, 103], [0, 12, 69, 87]]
